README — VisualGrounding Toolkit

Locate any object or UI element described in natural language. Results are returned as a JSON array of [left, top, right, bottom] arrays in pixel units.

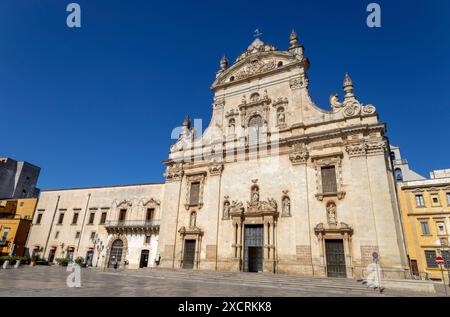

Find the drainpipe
[[43, 195, 60, 258], [76, 193, 92, 255]]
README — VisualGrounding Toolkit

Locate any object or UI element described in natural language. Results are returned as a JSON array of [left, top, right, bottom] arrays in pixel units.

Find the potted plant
[[74, 256, 85, 267], [3, 256, 14, 269], [30, 254, 40, 267], [1, 256, 10, 269], [55, 257, 69, 267]]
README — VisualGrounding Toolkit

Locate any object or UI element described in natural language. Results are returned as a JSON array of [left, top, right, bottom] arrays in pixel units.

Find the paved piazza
[[0, 266, 441, 297]]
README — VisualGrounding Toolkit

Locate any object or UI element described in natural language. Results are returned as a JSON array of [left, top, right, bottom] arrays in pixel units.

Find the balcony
[[104, 220, 160, 234]]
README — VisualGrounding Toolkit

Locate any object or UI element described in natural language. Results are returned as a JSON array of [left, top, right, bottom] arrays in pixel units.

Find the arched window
[[277, 61, 283, 68], [229, 76, 235, 82], [395, 168, 403, 182], [108, 239, 124, 268], [248, 115, 264, 146], [248, 115, 263, 128], [390, 152, 396, 161]]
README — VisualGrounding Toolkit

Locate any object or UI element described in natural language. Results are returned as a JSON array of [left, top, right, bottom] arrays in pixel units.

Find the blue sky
[[1, 0, 449, 189]]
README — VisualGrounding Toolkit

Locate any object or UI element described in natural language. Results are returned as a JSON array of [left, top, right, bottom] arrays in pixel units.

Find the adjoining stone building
[[26, 184, 162, 269], [157, 31, 410, 279]]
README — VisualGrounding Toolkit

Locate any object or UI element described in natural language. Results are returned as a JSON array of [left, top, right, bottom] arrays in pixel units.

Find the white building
[[27, 183, 162, 269]]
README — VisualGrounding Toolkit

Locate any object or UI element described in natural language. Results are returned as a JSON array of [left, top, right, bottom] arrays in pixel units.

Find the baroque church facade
[[157, 31, 409, 278], [26, 31, 409, 278]]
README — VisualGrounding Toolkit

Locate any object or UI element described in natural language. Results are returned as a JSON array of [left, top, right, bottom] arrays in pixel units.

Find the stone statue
[[327, 202, 337, 224], [223, 201, 230, 219], [251, 186, 259, 203], [329, 93, 343, 110], [277, 110, 286, 125], [282, 197, 290, 216], [228, 119, 235, 135], [268, 198, 277, 210]]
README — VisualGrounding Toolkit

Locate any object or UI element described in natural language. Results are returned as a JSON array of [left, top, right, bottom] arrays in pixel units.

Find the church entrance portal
[[244, 225, 264, 272]]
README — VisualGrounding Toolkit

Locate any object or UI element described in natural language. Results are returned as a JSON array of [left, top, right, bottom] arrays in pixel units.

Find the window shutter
[[321, 166, 338, 193], [190, 182, 200, 205]]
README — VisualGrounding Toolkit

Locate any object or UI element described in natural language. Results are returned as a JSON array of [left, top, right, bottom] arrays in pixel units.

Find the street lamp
[[91, 233, 104, 268]]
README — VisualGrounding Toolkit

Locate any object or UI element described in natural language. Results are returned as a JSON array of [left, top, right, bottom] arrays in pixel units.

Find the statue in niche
[[327, 202, 337, 225], [189, 211, 197, 228], [251, 186, 259, 203], [282, 196, 291, 216], [223, 201, 230, 219], [277, 108, 286, 125], [228, 118, 235, 135]]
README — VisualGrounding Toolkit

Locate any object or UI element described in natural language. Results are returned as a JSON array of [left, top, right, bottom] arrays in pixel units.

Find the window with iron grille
[[189, 182, 200, 205], [321, 166, 337, 193], [424, 250, 438, 268]]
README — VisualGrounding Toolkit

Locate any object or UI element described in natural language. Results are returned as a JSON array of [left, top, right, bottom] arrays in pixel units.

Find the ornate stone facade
[[26, 31, 410, 279], [157, 32, 409, 279]]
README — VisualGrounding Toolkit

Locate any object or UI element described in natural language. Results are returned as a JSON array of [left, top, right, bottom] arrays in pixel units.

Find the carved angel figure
[[268, 198, 278, 210], [329, 93, 343, 110]]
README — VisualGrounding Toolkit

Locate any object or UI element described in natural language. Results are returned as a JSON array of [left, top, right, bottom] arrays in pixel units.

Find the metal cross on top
[[254, 28, 263, 38]]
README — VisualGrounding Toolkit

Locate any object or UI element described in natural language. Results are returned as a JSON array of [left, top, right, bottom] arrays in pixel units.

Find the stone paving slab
[[0, 266, 443, 297]]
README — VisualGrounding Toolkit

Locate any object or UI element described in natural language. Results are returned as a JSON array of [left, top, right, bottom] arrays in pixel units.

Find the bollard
[[2, 260, 10, 269]]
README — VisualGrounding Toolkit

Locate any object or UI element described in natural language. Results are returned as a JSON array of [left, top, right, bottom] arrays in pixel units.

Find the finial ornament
[[182, 115, 191, 129], [343, 72, 355, 100], [289, 29, 298, 49], [220, 54, 229, 71]]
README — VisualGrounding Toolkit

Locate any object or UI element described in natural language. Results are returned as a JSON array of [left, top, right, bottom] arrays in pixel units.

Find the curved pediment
[[212, 51, 303, 90]]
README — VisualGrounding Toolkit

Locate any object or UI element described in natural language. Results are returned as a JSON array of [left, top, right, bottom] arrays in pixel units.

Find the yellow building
[[0, 198, 37, 256], [398, 170, 450, 282]]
